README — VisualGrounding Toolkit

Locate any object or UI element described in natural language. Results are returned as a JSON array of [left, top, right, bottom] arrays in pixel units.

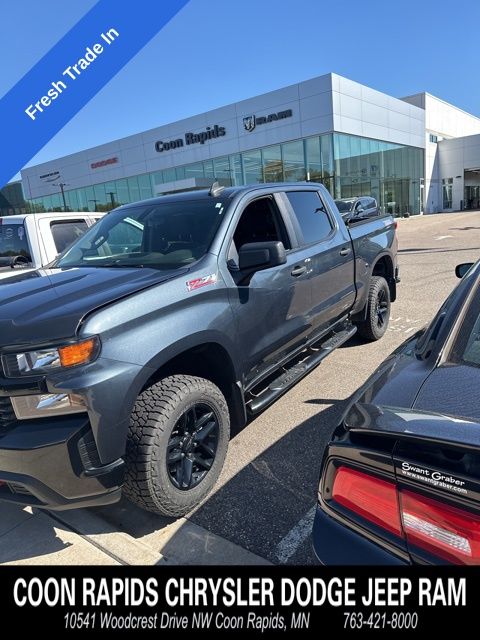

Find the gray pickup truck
[[0, 183, 398, 516]]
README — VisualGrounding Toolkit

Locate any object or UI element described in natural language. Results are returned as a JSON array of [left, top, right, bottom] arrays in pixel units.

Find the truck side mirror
[[10, 255, 32, 269], [238, 241, 287, 272], [455, 263, 473, 278]]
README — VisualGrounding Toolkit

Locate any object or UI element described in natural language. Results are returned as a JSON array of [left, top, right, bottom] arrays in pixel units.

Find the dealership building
[[20, 73, 480, 216]]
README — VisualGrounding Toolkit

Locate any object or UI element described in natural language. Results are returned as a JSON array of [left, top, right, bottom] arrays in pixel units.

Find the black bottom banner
[[3, 566, 479, 635]]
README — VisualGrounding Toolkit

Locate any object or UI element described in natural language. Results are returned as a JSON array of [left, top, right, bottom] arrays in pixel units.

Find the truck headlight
[[2, 337, 100, 377], [11, 393, 87, 419]]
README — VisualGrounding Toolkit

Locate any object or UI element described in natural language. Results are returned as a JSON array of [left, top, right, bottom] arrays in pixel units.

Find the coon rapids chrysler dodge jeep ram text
[[0, 183, 398, 516]]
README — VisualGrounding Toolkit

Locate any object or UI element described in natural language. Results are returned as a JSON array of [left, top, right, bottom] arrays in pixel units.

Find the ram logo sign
[[243, 115, 256, 132], [242, 109, 293, 132]]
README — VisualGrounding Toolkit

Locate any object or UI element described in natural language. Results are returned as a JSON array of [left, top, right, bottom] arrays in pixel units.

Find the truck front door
[[224, 193, 313, 387]]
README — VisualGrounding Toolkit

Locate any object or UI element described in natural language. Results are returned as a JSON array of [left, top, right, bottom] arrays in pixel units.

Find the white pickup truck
[[0, 212, 102, 281]]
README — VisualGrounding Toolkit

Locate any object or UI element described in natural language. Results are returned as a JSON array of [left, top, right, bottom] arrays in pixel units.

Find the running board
[[247, 324, 357, 415]]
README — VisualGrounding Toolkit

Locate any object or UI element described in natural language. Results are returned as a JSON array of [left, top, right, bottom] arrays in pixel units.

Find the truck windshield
[[55, 198, 228, 270], [0, 222, 30, 266]]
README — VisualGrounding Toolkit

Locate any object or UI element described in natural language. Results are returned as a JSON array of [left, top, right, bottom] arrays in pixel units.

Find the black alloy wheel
[[375, 287, 389, 330], [356, 275, 391, 341], [166, 403, 219, 490]]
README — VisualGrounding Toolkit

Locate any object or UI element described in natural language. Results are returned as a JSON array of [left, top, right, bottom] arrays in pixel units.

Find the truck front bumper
[[0, 414, 124, 510]]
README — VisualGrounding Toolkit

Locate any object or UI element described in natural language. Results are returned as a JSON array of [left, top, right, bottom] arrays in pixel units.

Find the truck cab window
[[229, 197, 290, 265], [286, 191, 333, 244], [50, 220, 88, 254]]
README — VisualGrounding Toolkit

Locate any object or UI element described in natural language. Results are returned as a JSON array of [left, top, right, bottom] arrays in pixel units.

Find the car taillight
[[400, 491, 480, 565], [332, 467, 402, 536], [331, 466, 480, 564], [394, 221, 398, 230]]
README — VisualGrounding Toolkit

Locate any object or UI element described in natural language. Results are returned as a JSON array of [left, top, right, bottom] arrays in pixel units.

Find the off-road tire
[[123, 375, 230, 517], [356, 276, 391, 341]]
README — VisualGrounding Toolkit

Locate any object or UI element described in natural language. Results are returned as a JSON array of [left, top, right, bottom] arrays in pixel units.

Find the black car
[[335, 196, 379, 222], [313, 260, 480, 565]]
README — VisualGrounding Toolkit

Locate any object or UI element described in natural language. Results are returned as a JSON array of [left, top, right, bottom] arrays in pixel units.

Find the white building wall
[[22, 73, 426, 201], [438, 134, 480, 210], [332, 75, 424, 149], [402, 93, 480, 212]]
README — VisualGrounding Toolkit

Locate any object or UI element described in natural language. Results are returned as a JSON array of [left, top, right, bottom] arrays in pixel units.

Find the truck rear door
[[282, 189, 356, 338]]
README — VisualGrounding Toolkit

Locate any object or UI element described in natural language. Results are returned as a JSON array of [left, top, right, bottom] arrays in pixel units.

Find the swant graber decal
[[396, 461, 469, 496]]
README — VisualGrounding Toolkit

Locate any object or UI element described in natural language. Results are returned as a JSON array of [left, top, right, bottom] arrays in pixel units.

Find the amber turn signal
[[58, 337, 98, 367]]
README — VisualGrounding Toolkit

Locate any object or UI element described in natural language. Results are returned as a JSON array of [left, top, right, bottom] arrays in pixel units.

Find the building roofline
[[400, 91, 480, 121]]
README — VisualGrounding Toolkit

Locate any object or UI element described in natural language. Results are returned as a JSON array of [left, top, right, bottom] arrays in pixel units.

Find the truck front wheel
[[356, 276, 391, 341], [124, 375, 230, 517]]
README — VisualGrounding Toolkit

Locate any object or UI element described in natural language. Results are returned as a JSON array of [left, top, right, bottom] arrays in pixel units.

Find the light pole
[[52, 182, 69, 212], [107, 191, 117, 209], [89, 199, 99, 212]]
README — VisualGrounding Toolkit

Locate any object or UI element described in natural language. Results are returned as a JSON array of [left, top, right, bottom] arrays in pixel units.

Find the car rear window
[[335, 200, 354, 213], [0, 222, 30, 265]]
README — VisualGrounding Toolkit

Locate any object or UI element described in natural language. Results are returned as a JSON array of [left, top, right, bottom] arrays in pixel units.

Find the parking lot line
[[275, 506, 316, 564]]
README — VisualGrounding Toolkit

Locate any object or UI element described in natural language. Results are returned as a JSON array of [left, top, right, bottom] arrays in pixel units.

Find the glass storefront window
[[175, 166, 186, 180], [262, 145, 283, 183], [138, 174, 153, 201], [203, 160, 215, 179], [282, 140, 305, 182], [230, 154, 242, 186], [333, 132, 423, 215], [305, 137, 321, 182], [163, 168, 176, 182], [77, 188, 88, 211], [115, 180, 129, 206], [213, 157, 231, 183], [242, 150, 262, 184], [184, 163, 204, 179], [127, 177, 140, 204], [152, 171, 163, 185], [28, 132, 424, 216], [67, 190, 79, 211], [103, 181, 118, 208]]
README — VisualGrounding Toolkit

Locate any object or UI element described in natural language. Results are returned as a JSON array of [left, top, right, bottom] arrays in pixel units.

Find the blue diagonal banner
[[0, 0, 190, 188]]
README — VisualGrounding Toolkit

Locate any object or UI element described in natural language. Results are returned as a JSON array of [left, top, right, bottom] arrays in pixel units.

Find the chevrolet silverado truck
[[0, 183, 398, 516], [0, 212, 102, 281]]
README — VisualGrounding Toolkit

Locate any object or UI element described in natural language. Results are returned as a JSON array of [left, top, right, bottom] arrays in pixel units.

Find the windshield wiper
[[94, 261, 145, 268]]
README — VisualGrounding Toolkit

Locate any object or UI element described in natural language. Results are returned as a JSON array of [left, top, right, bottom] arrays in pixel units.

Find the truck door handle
[[291, 265, 307, 277], [339, 247, 351, 256]]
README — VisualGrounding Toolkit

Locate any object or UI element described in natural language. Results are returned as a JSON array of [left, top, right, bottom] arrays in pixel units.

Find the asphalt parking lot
[[1, 210, 479, 565]]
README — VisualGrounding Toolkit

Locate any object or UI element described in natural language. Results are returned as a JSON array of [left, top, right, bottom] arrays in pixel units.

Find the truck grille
[[0, 397, 17, 437]]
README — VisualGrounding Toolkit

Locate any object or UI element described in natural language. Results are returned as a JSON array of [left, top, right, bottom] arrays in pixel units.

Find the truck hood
[[0, 266, 188, 347]]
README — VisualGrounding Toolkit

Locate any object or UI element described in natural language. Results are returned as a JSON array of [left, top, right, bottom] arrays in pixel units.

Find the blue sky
[[3, 0, 480, 173]]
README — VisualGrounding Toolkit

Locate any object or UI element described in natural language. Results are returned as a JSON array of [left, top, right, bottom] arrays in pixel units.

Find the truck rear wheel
[[356, 276, 391, 341], [124, 375, 230, 517]]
